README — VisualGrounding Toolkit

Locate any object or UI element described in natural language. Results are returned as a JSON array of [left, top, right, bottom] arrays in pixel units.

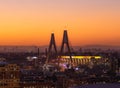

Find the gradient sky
[[0, 0, 120, 46]]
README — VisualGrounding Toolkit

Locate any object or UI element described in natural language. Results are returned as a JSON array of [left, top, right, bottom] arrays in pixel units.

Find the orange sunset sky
[[0, 0, 120, 46]]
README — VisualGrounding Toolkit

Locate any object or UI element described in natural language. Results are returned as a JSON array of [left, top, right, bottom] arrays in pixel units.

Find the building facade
[[0, 64, 20, 88]]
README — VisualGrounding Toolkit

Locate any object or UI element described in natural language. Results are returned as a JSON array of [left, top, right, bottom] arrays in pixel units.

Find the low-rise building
[[0, 63, 20, 88]]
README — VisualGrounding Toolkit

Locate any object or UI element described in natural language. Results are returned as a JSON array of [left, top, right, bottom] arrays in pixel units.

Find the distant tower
[[60, 30, 71, 54], [48, 33, 57, 54], [37, 48, 40, 56]]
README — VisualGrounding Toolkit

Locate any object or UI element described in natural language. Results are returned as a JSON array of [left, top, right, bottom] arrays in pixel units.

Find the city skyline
[[0, 0, 120, 46]]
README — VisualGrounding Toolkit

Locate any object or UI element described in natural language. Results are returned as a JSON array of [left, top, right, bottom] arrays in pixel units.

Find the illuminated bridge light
[[59, 56, 102, 59]]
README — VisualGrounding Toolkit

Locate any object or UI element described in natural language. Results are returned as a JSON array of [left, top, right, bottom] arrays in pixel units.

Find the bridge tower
[[60, 30, 71, 54], [60, 30, 72, 63], [48, 33, 57, 53], [46, 33, 57, 63]]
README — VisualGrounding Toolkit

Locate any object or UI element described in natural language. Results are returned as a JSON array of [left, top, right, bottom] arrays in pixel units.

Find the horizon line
[[0, 45, 119, 47]]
